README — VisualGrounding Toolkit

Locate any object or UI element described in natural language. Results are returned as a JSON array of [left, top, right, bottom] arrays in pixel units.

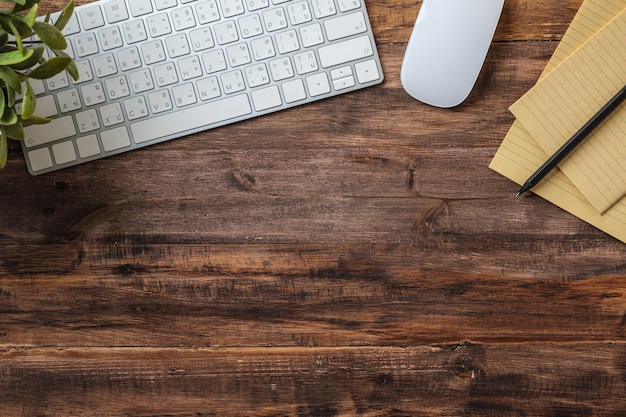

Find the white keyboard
[[20, 0, 383, 175]]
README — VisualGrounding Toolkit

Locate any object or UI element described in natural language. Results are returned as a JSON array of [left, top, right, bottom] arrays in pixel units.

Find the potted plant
[[0, 0, 77, 169]]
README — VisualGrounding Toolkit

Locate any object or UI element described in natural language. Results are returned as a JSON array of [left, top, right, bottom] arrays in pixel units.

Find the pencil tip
[[516, 183, 531, 197]]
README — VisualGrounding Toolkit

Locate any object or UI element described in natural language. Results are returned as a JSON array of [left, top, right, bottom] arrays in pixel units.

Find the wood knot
[[232, 171, 257, 192], [450, 354, 482, 380]]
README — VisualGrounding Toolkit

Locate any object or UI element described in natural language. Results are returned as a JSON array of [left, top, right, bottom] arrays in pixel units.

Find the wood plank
[[2, 244, 626, 347], [2, 344, 625, 416]]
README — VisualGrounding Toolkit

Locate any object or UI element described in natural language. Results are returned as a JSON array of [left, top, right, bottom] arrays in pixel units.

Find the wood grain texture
[[3, 0, 626, 415]]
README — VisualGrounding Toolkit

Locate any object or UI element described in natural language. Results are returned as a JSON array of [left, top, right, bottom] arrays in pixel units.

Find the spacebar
[[131, 94, 252, 144]]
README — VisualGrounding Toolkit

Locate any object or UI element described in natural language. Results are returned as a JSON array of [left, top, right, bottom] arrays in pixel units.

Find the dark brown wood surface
[[3, 0, 626, 415]]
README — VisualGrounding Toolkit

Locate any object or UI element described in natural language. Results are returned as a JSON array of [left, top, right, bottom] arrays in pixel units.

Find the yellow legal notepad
[[489, 0, 626, 243]]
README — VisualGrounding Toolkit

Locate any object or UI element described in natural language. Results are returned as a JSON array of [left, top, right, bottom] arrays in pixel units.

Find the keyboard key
[[244, 63, 270, 87], [74, 33, 99, 57], [124, 96, 149, 120], [93, 53, 118, 78], [275, 29, 299, 53], [105, 75, 131, 99], [141, 40, 167, 64], [311, 0, 336, 18], [300, 22, 324, 47], [244, 0, 270, 11], [27, 148, 53, 172], [57, 89, 81, 113], [294, 50, 317, 74], [196, 76, 221, 100], [172, 83, 197, 107], [355, 59, 380, 83], [221, 70, 246, 93], [81, 82, 106, 106], [46, 71, 70, 91], [76, 135, 101, 158], [122, 20, 148, 44], [305, 72, 330, 96], [79, 5, 105, 30], [60, 13, 81, 36], [318, 35, 373, 68], [147, 13, 173, 37], [148, 90, 174, 113], [251, 85, 282, 111], [101, 127, 131, 152], [195, 0, 221, 24], [324, 11, 366, 41], [239, 14, 263, 38], [287, 1, 312, 25], [98, 26, 124, 50], [263, 8, 288, 32], [214, 21, 239, 44], [76, 109, 100, 133], [179, 56, 203, 80], [51, 141, 77, 165], [171, 7, 197, 31], [155, 0, 178, 10], [129, 0, 154, 17], [103, 0, 130, 23], [24, 116, 76, 148], [269, 57, 294, 80], [219, 0, 245, 17], [131, 94, 252, 143], [117, 47, 142, 70], [189, 27, 215, 51], [100, 103, 125, 127], [35, 95, 58, 118], [338, 0, 361, 12], [74, 60, 94, 84], [282, 79, 306, 103]]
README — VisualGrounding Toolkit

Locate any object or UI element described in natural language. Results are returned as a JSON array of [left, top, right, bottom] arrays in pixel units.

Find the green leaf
[[24, 3, 38, 28], [53, 49, 78, 81], [20, 114, 50, 126], [0, 65, 23, 93], [3, 120, 24, 140], [6, 19, 23, 53], [0, 88, 5, 119], [0, 130, 7, 169], [0, 106, 17, 125], [21, 79, 36, 119], [33, 21, 67, 50], [8, 15, 34, 39], [6, 85, 15, 107], [0, 49, 33, 66], [11, 0, 39, 14], [8, 45, 44, 71], [54, 0, 75, 32], [65, 59, 78, 81], [27, 55, 71, 79], [0, 32, 8, 49]]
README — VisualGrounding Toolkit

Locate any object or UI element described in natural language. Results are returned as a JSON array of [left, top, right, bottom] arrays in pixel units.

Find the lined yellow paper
[[510, 9, 626, 214], [489, 0, 626, 244]]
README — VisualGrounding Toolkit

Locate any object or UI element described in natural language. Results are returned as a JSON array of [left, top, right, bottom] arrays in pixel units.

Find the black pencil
[[516, 83, 626, 197]]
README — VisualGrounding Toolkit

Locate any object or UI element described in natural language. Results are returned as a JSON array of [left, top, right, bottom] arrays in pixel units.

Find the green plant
[[0, 0, 77, 169]]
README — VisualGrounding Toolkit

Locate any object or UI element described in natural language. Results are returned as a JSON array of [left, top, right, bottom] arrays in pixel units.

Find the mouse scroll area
[[400, 0, 504, 108]]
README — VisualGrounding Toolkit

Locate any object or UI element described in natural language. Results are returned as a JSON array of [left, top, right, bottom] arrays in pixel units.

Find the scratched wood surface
[[3, 0, 626, 415]]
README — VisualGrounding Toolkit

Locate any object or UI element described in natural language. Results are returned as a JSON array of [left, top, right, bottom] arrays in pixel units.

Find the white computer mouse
[[400, 0, 504, 108]]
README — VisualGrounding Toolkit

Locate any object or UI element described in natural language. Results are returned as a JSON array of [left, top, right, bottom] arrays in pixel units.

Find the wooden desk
[[2, 0, 626, 415]]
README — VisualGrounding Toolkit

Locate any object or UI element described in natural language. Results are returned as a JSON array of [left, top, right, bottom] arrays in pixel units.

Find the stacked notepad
[[490, 0, 626, 244]]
